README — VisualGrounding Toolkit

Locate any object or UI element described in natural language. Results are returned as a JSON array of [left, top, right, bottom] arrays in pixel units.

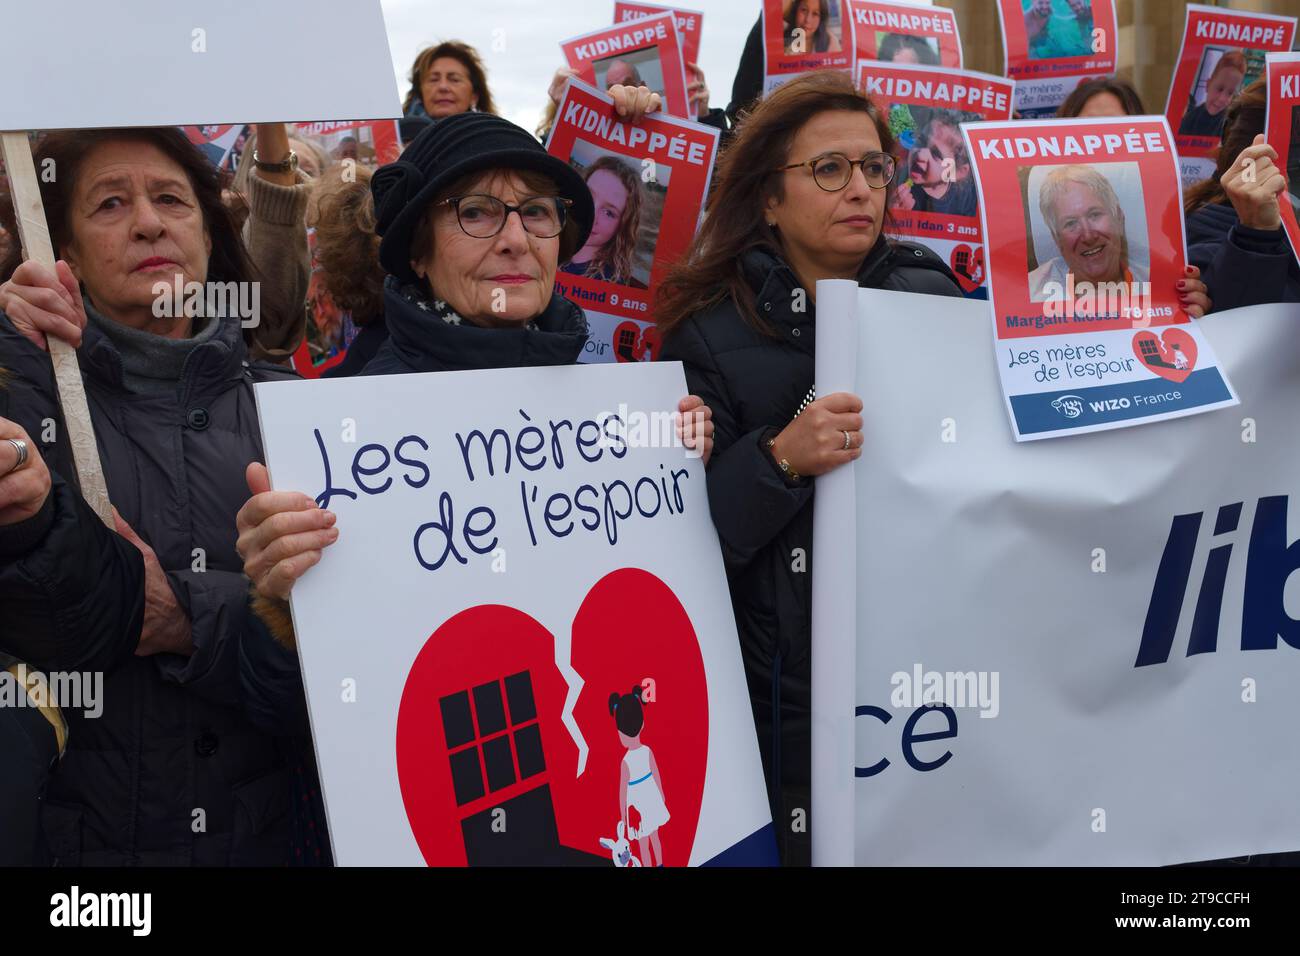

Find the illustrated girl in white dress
[[610, 685, 669, 867]]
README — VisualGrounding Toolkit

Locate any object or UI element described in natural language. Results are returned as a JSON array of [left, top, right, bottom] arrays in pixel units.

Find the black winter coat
[[1186, 201, 1300, 310], [0, 313, 300, 865], [659, 240, 962, 865]]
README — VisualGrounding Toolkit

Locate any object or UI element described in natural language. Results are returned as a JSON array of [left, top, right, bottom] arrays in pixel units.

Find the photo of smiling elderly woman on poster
[[1025, 162, 1149, 302]]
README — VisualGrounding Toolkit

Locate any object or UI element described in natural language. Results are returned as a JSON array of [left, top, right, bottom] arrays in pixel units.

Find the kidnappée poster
[[254, 362, 776, 866], [614, 1, 704, 66], [858, 61, 1013, 297], [546, 79, 717, 365], [762, 0, 854, 93], [561, 13, 692, 118], [997, 0, 1118, 118], [1166, 4, 1297, 189], [1266, 52, 1300, 273], [846, 0, 963, 70], [963, 116, 1237, 440]]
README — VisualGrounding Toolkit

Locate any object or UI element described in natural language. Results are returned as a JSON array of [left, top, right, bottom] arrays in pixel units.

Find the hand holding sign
[[1223, 134, 1287, 232], [0, 260, 87, 352], [609, 84, 663, 122], [236, 462, 338, 601]]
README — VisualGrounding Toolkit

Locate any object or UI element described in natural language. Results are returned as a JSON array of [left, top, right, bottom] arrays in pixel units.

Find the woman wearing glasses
[[657, 71, 962, 866], [234, 112, 714, 642]]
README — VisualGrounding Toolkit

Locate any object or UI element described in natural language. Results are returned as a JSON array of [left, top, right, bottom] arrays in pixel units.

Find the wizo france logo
[[1051, 394, 1084, 419]]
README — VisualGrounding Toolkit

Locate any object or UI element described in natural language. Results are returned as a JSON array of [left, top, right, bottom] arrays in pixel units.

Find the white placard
[[255, 361, 774, 866], [0, 0, 400, 129]]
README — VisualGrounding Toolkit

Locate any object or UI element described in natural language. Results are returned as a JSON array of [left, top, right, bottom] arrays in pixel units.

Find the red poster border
[[614, 2, 704, 67], [561, 13, 691, 119], [964, 117, 1189, 341], [1165, 5, 1297, 163], [762, 0, 854, 87], [1266, 53, 1300, 273], [998, 0, 1117, 81], [846, 0, 962, 70]]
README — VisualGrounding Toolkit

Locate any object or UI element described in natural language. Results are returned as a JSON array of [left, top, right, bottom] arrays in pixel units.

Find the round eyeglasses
[[777, 151, 897, 192], [438, 195, 573, 239]]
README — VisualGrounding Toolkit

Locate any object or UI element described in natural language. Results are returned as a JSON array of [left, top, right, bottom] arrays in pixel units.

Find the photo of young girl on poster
[[1165, 5, 1296, 187], [763, 0, 852, 92], [545, 79, 717, 363]]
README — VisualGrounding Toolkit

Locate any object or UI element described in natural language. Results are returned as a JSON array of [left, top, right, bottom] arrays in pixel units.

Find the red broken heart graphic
[[948, 244, 984, 295], [613, 321, 660, 363], [395, 568, 708, 866], [1131, 327, 1197, 384]]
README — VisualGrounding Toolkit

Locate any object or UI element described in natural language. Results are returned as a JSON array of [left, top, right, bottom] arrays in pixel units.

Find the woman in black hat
[[233, 112, 714, 635]]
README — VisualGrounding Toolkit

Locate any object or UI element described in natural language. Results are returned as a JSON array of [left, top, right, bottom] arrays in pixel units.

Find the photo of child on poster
[[561, 12, 691, 117], [763, 0, 852, 92], [562, 142, 668, 290], [1265, 52, 1300, 273], [845, 0, 963, 69], [997, 0, 1117, 118], [861, 62, 1013, 297], [545, 79, 717, 363], [1166, 5, 1296, 188], [963, 115, 1237, 440]]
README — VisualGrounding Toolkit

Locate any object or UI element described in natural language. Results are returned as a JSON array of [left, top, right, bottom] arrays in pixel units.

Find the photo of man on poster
[[1027, 164, 1148, 301], [1023, 0, 1093, 61]]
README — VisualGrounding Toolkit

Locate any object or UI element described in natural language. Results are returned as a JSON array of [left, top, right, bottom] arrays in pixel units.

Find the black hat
[[371, 112, 594, 284], [398, 114, 433, 146]]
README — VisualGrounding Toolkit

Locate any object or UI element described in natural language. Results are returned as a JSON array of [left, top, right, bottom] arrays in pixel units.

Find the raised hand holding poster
[[614, 2, 704, 67], [546, 79, 718, 364], [997, 0, 1117, 118], [963, 116, 1237, 440], [846, 0, 962, 70], [561, 12, 692, 118], [858, 61, 1013, 297], [1168, 5, 1298, 189], [254, 362, 775, 866], [1266, 52, 1300, 272], [762, 0, 853, 93]]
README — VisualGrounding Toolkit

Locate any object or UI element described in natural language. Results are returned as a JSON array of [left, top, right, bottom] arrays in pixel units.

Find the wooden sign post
[[2, 133, 113, 525]]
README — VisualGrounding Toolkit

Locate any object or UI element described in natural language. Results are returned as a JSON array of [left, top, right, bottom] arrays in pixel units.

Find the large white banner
[[255, 362, 774, 866], [812, 285, 1300, 865]]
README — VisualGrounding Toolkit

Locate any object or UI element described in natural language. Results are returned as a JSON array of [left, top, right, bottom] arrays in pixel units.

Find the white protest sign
[[0, 0, 400, 129], [813, 284, 1300, 865], [255, 362, 775, 866]]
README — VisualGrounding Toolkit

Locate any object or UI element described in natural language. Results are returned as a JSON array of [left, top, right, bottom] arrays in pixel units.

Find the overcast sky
[[378, 0, 758, 134]]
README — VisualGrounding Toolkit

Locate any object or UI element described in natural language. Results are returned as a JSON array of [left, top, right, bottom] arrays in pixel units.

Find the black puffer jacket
[[1186, 200, 1300, 311], [0, 313, 300, 865], [659, 240, 962, 865]]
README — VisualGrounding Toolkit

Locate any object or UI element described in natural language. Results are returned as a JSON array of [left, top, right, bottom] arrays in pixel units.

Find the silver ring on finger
[[3, 438, 29, 477], [842, 430, 851, 451]]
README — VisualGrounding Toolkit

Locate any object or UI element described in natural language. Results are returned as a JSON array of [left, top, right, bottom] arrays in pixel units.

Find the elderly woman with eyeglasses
[[233, 113, 714, 644], [655, 71, 963, 866]]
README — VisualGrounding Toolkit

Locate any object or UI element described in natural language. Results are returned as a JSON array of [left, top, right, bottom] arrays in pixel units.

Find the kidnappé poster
[[846, 0, 962, 70], [857, 61, 1013, 298], [614, 2, 704, 67], [545, 79, 717, 365], [254, 361, 775, 866], [762, 0, 853, 93], [996, 0, 1117, 118], [1265, 52, 1300, 273], [963, 116, 1237, 440], [1166, 5, 1296, 190], [561, 13, 692, 118]]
